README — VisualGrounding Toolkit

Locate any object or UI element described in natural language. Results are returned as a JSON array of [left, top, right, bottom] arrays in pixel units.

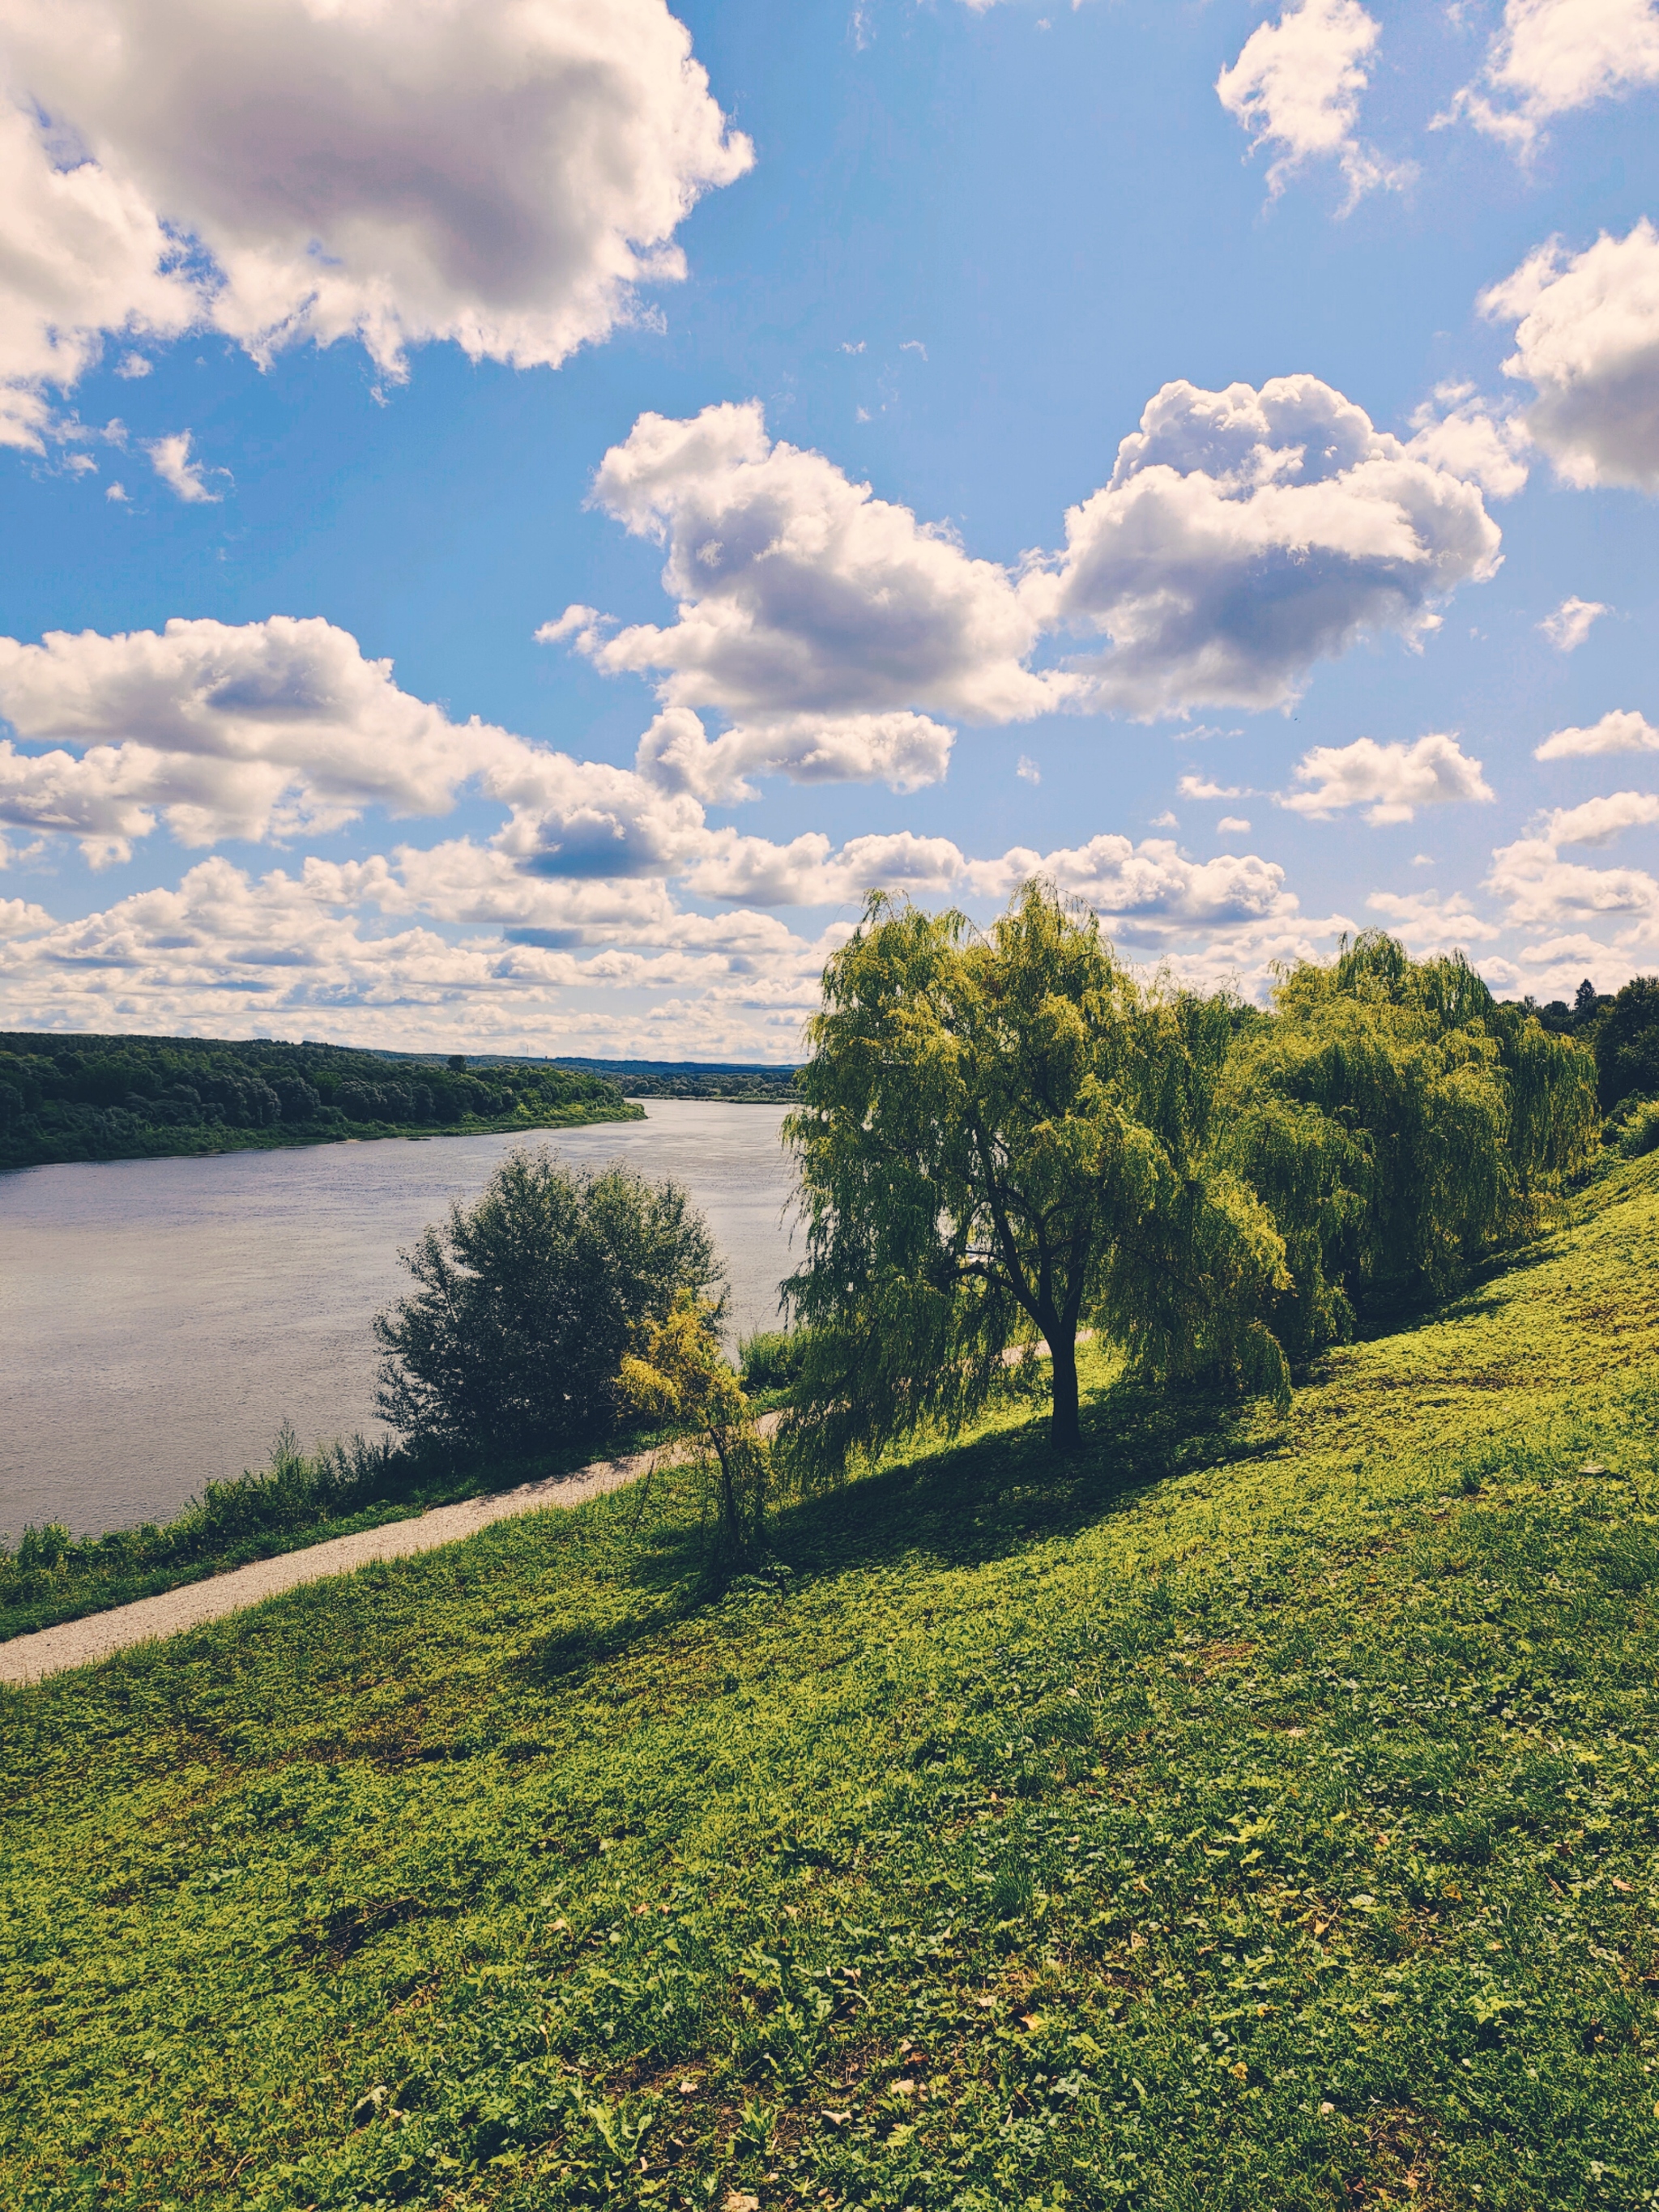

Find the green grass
[[0, 1422, 670, 1644], [2, 1161, 1659, 2210]]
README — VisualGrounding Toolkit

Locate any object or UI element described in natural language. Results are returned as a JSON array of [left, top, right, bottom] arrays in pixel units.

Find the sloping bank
[[1, 1159, 1657, 2209]]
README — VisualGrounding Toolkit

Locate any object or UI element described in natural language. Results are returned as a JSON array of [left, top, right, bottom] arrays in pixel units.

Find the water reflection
[[0, 1102, 795, 1536]]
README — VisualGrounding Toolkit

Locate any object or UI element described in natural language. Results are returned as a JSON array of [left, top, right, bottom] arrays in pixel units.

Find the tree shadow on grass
[[604, 1370, 1282, 1635]]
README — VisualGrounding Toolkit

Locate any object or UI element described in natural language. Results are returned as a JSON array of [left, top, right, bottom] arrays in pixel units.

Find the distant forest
[[0, 1034, 640, 1173], [503, 1055, 799, 1103]]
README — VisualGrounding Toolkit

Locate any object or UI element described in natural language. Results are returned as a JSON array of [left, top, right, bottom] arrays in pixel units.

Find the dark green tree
[[1595, 975, 1659, 1112], [374, 1147, 722, 1459]]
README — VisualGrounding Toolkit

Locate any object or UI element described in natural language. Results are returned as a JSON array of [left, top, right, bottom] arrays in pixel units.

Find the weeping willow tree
[[1218, 931, 1599, 1360], [782, 880, 1291, 1476]]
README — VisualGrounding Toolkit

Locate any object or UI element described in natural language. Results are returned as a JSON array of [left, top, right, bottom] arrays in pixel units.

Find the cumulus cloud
[[1541, 790, 1659, 846], [1366, 887, 1502, 947], [557, 401, 1056, 757], [0, 893, 53, 937], [1539, 595, 1609, 650], [145, 429, 222, 503], [1405, 382, 1531, 499], [1279, 732, 1495, 823], [1215, 0, 1409, 207], [1218, 815, 1252, 834], [0, 855, 838, 1057], [0, 0, 752, 439], [1440, 0, 1659, 151], [1482, 221, 1659, 490], [1487, 802, 1659, 936], [632, 705, 953, 803], [0, 615, 542, 859], [1026, 377, 1503, 718], [0, 97, 198, 451], [1534, 707, 1659, 757], [680, 825, 1297, 945]]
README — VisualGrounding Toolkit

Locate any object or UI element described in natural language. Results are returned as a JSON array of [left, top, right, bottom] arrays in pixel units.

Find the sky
[[0, 0, 1657, 1062]]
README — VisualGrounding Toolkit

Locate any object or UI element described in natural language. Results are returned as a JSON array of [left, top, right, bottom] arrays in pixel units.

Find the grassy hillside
[[2, 1158, 1657, 2210]]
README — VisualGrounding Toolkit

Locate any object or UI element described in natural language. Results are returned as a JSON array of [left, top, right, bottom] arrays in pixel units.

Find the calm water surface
[[0, 1102, 795, 1537]]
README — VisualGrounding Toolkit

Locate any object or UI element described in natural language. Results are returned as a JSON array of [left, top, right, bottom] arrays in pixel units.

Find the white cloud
[[679, 825, 1297, 947], [1482, 221, 1659, 490], [1405, 382, 1532, 498], [1028, 377, 1503, 718], [145, 429, 222, 504], [1541, 789, 1659, 846], [1539, 595, 1609, 649], [1280, 732, 1495, 823], [0, 894, 53, 937], [1215, 0, 1409, 207], [0, 854, 840, 1059], [1217, 814, 1252, 833], [0, 615, 532, 855], [685, 828, 970, 909], [1366, 887, 1502, 946], [0, 98, 199, 451], [1487, 829, 1659, 936], [633, 705, 954, 803], [1016, 754, 1040, 784], [0, 0, 752, 438], [1179, 773, 1249, 799], [1534, 707, 1659, 757], [487, 747, 707, 882], [1485, 791, 1659, 955], [1440, 0, 1659, 151], [561, 401, 1057, 756], [104, 480, 126, 501]]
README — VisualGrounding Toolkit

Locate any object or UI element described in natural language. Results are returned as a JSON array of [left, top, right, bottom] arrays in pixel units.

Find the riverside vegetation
[[4, 888, 1659, 2206], [0, 1032, 640, 1172], [2, 1149, 1657, 2208]]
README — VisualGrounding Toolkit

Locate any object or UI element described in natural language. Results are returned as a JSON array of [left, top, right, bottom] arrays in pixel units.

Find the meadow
[[2, 1151, 1657, 2210]]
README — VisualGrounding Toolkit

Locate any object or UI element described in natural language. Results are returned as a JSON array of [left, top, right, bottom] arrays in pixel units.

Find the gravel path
[[0, 1438, 693, 1687]]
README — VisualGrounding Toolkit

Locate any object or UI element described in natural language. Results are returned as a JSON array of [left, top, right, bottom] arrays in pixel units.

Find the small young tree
[[375, 1148, 722, 1459], [783, 880, 1291, 1476], [619, 1290, 769, 1562]]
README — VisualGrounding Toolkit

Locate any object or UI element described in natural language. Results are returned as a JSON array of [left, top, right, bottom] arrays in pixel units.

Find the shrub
[[374, 1147, 723, 1459], [1616, 1097, 1659, 1160], [737, 1328, 802, 1395]]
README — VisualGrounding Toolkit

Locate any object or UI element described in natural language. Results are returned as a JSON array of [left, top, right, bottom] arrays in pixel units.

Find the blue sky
[[2, 0, 1657, 1059]]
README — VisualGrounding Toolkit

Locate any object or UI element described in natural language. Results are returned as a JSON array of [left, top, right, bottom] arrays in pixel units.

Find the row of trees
[[0, 1031, 632, 1169], [780, 887, 1598, 1459], [375, 883, 1609, 1550]]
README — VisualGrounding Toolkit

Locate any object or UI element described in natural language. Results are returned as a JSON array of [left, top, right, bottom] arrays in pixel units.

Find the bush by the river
[[373, 1148, 725, 1461]]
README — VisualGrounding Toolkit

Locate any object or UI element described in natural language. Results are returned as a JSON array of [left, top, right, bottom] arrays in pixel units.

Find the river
[[0, 1102, 796, 1539]]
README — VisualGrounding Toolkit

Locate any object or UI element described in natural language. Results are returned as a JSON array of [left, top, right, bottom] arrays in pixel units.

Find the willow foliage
[[782, 882, 1291, 1476], [1220, 931, 1598, 1360]]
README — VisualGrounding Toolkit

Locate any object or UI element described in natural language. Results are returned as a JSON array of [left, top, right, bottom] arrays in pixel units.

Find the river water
[[0, 1102, 796, 1538]]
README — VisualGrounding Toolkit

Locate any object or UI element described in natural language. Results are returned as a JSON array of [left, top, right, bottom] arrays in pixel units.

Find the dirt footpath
[[0, 1443, 665, 1686]]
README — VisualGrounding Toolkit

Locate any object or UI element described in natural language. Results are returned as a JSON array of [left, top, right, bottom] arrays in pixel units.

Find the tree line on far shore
[[373, 880, 1659, 1565], [0, 1033, 638, 1170]]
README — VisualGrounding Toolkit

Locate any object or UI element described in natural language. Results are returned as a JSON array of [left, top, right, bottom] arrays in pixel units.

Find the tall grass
[[0, 1426, 418, 1639]]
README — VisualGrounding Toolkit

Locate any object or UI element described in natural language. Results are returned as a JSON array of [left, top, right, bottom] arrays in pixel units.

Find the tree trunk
[[1048, 1328, 1081, 1451]]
